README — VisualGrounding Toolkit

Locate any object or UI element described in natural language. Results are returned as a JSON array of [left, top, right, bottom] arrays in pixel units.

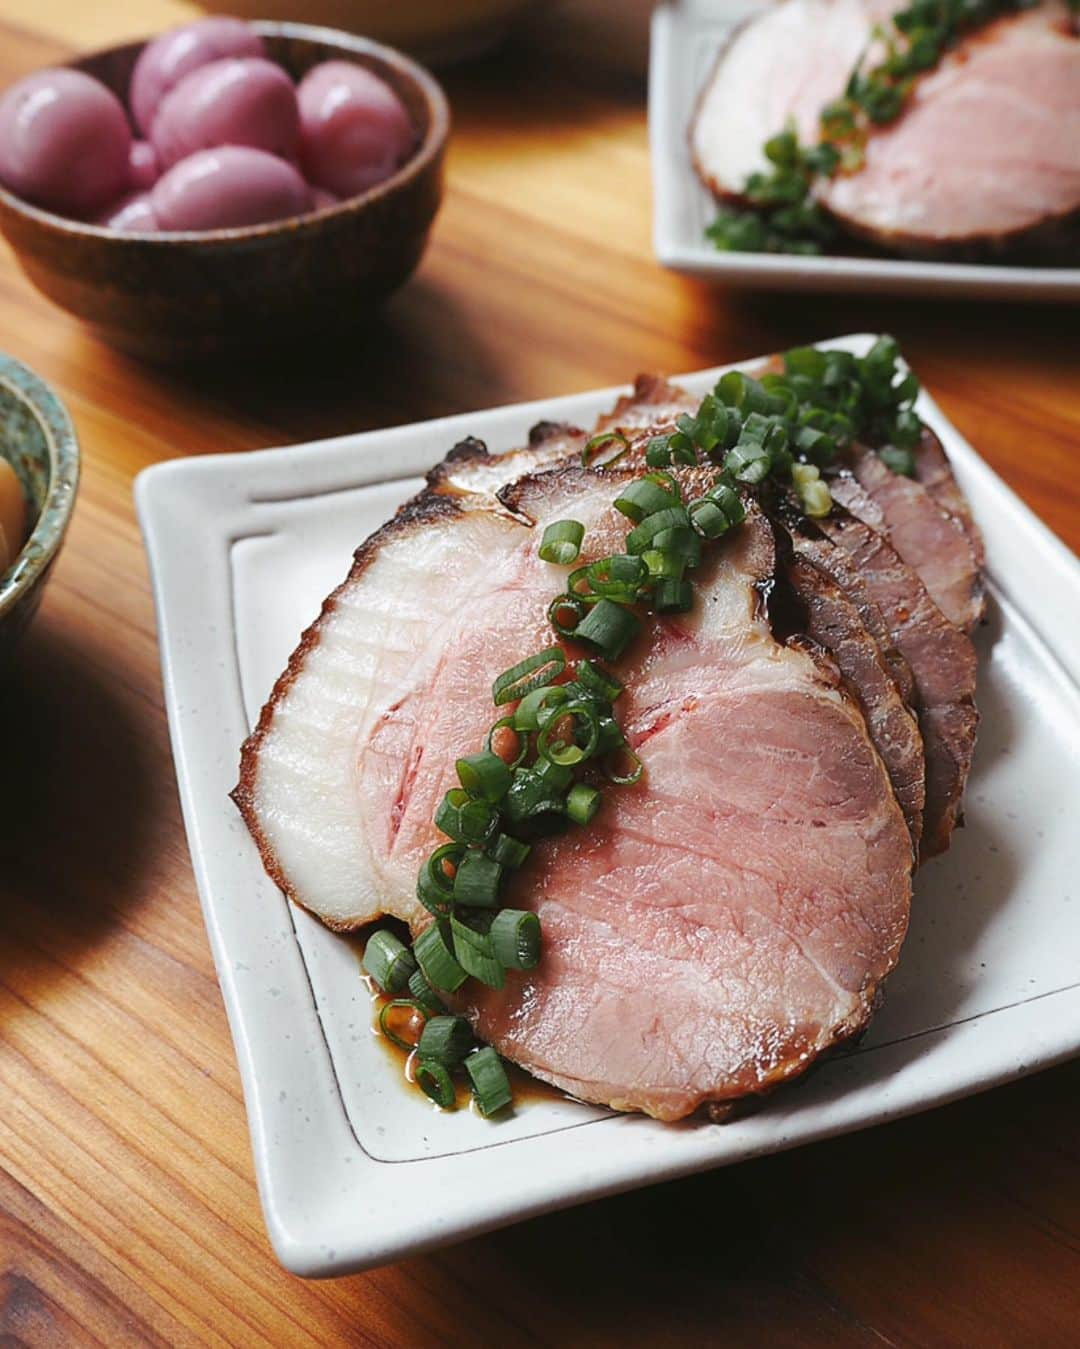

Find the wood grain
[[0, 4, 1078, 1345]]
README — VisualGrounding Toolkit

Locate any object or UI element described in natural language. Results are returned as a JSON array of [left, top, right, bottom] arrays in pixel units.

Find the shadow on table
[[99, 274, 515, 450], [0, 622, 162, 982]]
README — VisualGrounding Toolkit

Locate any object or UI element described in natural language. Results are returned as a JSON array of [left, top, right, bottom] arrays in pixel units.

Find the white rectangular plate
[[649, 2, 1080, 301], [137, 334, 1080, 1277]]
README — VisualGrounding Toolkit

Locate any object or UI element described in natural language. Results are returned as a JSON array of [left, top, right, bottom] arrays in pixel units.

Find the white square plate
[[649, 2, 1080, 301], [137, 334, 1080, 1277]]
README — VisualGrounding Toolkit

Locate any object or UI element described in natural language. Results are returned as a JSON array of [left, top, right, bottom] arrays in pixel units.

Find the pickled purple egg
[[297, 61, 414, 199], [0, 68, 131, 214], [129, 140, 160, 190], [151, 145, 312, 231], [130, 16, 265, 136], [151, 57, 300, 171], [97, 191, 158, 231]]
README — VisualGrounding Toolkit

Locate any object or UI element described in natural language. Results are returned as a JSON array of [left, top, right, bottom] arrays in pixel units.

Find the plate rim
[[136, 334, 1080, 1276]]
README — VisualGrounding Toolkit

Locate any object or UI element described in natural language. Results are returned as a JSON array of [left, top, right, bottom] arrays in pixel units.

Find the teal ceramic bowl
[[0, 353, 79, 659]]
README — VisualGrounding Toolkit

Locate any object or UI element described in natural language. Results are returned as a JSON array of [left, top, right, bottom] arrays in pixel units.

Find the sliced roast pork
[[691, 0, 1080, 260], [236, 452, 914, 1121], [780, 541, 925, 849], [831, 452, 985, 632], [913, 427, 985, 568], [816, 509, 978, 857]]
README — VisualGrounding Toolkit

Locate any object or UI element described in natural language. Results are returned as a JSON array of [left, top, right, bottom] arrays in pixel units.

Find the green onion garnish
[[465, 1046, 513, 1117], [548, 592, 589, 638], [584, 553, 646, 602], [363, 930, 417, 994], [415, 1058, 456, 1108], [538, 518, 585, 565], [434, 788, 496, 844], [492, 647, 566, 706], [880, 445, 916, 476], [605, 747, 644, 786], [613, 478, 680, 523], [417, 1013, 473, 1068], [488, 832, 531, 869], [453, 850, 504, 908], [513, 683, 569, 731], [450, 915, 506, 989], [641, 548, 685, 581], [456, 750, 512, 803], [416, 843, 464, 916], [414, 920, 468, 992], [653, 578, 694, 614], [689, 497, 731, 540], [490, 909, 542, 970], [537, 700, 600, 766], [408, 968, 446, 1015], [485, 716, 527, 767], [580, 429, 629, 469], [503, 769, 566, 824], [573, 598, 641, 661], [379, 998, 426, 1051], [566, 782, 602, 825], [625, 505, 691, 555], [534, 755, 574, 791], [576, 659, 623, 703]]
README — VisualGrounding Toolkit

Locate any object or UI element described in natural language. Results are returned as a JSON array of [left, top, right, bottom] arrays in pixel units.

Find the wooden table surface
[[1, 2, 1078, 1344]]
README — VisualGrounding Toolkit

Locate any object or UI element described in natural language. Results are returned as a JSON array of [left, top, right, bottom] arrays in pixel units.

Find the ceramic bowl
[[0, 352, 79, 661], [0, 23, 449, 361]]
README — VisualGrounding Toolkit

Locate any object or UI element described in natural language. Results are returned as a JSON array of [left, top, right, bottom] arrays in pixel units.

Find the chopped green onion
[[653, 578, 694, 614], [566, 782, 602, 825], [548, 592, 590, 638], [456, 750, 512, 802], [580, 430, 629, 469], [879, 445, 916, 476], [485, 716, 527, 767], [689, 497, 731, 540], [408, 968, 446, 1015], [537, 700, 600, 766], [613, 478, 680, 523], [414, 920, 468, 992], [434, 788, 496, 844], [539, 518, 585, 565], [513, 683, 569, 731], [488, 832, 531, 869], [534, 755, 574, 791], [416, 843, 464, 916], [465, 1046, 513, 1117], [576, 659, 623, 702], [415, 1058, 456, 1108], [492, 647, 566, 706], [379, 999, 426, 1051], [417, 1013, 473, 1067], [490, 909, 542, 970], [585, 553, 647, 601], [605, 747, 644, 785], [503, 769, 566, 824], [450, 915, 505, 989], [641, 548, 685, 581], [649, 526, 702, 568], [645, 435, 673, 467], [625, 505, 691, 554], [363, 930, 417, 994], [596, 715, 627, 752], [707, 480, 744, 525], [573, 599, 641, 662], [453, 850, 503, 908]]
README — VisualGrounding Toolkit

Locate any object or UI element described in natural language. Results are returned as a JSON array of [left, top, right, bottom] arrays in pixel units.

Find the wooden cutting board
[[0, 3, 1077, 1344]]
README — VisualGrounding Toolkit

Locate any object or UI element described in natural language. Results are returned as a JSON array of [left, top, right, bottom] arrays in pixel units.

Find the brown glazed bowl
[[0, 23, 449, 361]]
